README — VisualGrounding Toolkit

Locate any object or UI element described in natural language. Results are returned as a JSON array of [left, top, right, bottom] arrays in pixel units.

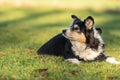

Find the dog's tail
[[106, 57, 120, 64]]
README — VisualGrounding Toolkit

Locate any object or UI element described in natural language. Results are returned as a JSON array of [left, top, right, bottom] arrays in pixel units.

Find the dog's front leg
[[64, 51, 80, 65], [63, 47, 80, 65], [63, 41, 80, 65]]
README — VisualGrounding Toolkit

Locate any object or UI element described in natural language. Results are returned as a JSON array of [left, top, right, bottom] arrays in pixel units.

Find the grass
[[0, 5, 120, 80]]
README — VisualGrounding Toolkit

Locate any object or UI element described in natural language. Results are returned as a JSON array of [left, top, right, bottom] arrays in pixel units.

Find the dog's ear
[[71, 15, 80, 20], [96, 28, 102, 34], [84, 16, 94, 30], [71, 15, 78, 19]]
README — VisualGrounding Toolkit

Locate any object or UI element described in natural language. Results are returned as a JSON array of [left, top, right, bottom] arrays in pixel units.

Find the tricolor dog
[[37, 15, 120, 65]]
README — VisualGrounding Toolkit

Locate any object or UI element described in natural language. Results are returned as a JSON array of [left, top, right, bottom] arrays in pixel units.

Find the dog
[[37, 15, 120, 65]]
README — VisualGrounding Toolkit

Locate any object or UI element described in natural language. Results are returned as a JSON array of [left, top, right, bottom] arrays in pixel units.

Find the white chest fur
[[71, 41, 100, 61], [71, 41, 86, 55]]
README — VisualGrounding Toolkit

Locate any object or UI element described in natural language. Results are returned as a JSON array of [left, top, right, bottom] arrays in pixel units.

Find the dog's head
[[62, 15, 96, 43]]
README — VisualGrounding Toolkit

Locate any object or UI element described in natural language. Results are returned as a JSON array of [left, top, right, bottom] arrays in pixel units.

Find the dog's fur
[[37, 15, 120, 64]]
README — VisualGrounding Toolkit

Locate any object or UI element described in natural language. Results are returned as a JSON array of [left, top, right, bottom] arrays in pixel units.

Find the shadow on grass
[[0, 8, 65, 48], [97, 9, 120, 47], [0, 7, 120, 49], [0, 9, 64, 27]]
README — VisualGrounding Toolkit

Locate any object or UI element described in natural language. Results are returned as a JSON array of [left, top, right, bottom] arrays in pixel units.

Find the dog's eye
[[74, 25, 80, 31], [74, 25, 79, 29]]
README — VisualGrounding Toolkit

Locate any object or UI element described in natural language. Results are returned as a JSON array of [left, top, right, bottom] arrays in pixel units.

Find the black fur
[[37, 33, 67, 56], [86, 29, 100, 50]]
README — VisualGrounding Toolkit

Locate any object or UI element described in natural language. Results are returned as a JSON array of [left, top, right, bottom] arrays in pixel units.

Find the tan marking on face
[[69, 30, 86, 43], [77, 33, 86, 43]]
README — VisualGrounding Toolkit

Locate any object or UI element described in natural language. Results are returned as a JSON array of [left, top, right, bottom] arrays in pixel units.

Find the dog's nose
[[62, 30, 66, 34]]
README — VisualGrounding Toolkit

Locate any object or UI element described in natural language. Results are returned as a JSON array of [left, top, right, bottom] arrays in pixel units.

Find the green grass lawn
[[0, 6, 120, 80]]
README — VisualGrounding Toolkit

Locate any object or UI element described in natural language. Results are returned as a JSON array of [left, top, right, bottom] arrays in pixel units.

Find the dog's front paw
[[65, 58, 80, 65], [106, 57, 120, 64]]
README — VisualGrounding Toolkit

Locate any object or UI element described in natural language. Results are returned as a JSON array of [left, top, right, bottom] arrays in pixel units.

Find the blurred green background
[[0, 0, 120, 80]]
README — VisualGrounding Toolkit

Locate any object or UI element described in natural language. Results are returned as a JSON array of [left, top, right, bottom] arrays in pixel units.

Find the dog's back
[[37, 33, 68, 56]]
